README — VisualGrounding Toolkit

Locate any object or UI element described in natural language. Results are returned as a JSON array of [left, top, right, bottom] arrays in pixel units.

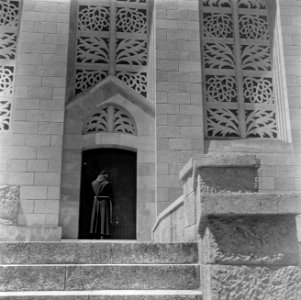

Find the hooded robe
[[90, 178, 113, 236]]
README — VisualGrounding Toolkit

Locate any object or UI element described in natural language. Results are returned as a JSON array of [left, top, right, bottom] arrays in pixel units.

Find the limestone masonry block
[[168, 92, 190, 104], [110, 242, 197, 264], [9, 173, 34, 185], [27, 160, 48, 172], [65, 264, 199, 290], [198, 167, 258, 193], [201, 215, 300, 266], [19, 200, 34, 213], [0, 265, 65, 291], [47, 186, 60, 200], [18, 213, 45, 226], [33, 200, 59, 214], [9, 160, 27, 172], [200, 193, 301, 218], [201, 264, 301, 300], [0, 225, 62, 241], [25, 134, 51, 147], [12, 122, 38, 134], [0, 242, 29, 264], [34, 172, 60, 185], [179, 61, 201, 72], [20, 186, 47, 200]]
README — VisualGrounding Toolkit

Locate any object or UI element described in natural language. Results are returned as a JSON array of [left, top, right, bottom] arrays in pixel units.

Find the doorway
[[79, 148, 137, 239]]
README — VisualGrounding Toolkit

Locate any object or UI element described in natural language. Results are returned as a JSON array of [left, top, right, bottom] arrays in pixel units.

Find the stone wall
[[203, 1, 301, 193], [155, 0, 301, 217], [0, 0, 70, 236], [155, 0, 204, 214]]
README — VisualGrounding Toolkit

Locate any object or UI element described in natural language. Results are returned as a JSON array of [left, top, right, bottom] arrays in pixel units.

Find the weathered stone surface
[[89, 295, 201, 300], [200, 193, 301, 218], [198, 167, 258, 193], [29, 242, 111, 264], [0, 242, 29, 264], [111, 242, 197, 264], [0, 295, 87, 300], [0, 265, 65, 291], [0, 186, 19, 225], [65, 265, 200, 290], [179, 154, 259, 180], [0, 241, 198, 265], [0, 226, 62, 241], [201, 216, 300, 265], [202, 265, 301, 300], [0, 291, 202, 300]]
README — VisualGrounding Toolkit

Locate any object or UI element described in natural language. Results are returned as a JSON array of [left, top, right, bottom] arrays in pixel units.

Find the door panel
[[79, 148, 137, 239]]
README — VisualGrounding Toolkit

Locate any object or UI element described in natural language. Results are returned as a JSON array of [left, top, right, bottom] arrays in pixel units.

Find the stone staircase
[[0, 241, 202, 299]]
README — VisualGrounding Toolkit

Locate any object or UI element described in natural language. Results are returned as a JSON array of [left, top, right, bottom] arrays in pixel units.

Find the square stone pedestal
[[180, 154, 301, 300]]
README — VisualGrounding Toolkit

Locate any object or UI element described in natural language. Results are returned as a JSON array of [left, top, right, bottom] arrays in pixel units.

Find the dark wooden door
[[79, 148, 137, 239]]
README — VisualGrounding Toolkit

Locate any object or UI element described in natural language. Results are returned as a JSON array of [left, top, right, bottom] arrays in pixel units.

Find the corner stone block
[[201, 264, 301, 300], [201, 215, 300, 266], [198, 166, 258, 193], [180, 154, 260, 195]]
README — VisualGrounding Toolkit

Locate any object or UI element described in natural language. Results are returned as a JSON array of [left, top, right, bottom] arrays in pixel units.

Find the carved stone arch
[[82, 104, 137, 136], [61, 90, 156, 241]]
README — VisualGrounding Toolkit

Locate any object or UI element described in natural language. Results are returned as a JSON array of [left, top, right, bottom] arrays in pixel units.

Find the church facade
[[0, 0, 300, 241]]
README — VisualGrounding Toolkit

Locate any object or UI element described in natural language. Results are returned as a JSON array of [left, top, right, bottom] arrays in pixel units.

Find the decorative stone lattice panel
[[201, 0, 277, 138], [83, 104, 136, 135], [75, 0, 149, 99], [0, 0, 20, 131]]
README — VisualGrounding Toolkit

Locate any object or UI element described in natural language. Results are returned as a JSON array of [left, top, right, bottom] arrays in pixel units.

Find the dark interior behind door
[[79, 148, 137, 239]]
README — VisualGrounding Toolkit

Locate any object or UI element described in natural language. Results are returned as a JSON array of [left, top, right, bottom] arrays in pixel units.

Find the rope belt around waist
[[94, 196, 111, 201]]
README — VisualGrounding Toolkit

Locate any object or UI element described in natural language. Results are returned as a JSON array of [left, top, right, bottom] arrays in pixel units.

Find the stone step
[[0, 241, 197, 265], [0, 290, 202, 300], [0, 264, 200, 292]]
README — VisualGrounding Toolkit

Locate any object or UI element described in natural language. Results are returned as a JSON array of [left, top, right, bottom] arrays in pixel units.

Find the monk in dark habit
[[90, 170, 113, 239]]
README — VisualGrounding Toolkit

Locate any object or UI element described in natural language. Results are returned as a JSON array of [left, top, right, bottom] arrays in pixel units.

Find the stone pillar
[[181, 154, 301, 299]]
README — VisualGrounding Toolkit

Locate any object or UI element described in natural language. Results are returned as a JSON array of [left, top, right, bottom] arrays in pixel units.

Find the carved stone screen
[[0, 0, 20, 130], [75, 0, 149, 99], [201, 0, 277, 138], [83, 104, 137, 135]]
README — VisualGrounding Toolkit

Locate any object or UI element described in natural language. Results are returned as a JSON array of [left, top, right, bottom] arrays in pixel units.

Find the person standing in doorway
[[90, 169, 113, 239]]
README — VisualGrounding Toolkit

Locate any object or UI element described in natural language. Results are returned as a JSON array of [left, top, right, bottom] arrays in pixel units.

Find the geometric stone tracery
[[201, 0, 277, 138], [75, 0, 149, 99], [0, 0, 21, 131]]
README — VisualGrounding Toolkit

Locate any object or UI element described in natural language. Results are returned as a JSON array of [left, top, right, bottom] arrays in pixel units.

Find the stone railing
[[152, 196, 185, 242]]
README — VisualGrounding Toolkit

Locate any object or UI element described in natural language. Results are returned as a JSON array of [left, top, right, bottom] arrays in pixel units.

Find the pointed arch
[[83, 104, 137, 136]]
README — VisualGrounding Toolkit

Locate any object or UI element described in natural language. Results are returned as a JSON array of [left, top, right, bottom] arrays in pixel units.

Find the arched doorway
[[79, 148, 137, 239]]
